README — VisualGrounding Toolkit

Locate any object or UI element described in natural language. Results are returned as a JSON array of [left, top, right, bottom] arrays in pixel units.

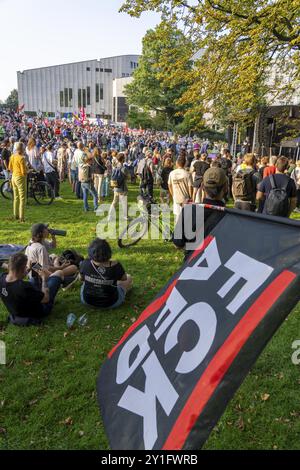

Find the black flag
[[97, 208, 300, 450]]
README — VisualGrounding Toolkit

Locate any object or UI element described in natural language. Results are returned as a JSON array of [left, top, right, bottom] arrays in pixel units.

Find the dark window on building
[[117, 97, 129, 122], [64, 88, 68, 107], [69, 88, 73, 106], [96, 84, 100, 103], [96, 68, 100, 72], [86, 67, 91, 71], [60, 91, 64, 107], [100, 68, 104, 72], [104, 68, 112, 73], [78, 89, 82, 108], [100, 83, 104, 100], [83, 89, 86, 108], [87, 86, 91, 106], [130, 61, 133, 69]]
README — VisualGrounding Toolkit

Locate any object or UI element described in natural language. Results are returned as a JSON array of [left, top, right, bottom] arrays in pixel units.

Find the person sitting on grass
[[25, 223, 78, 288], [80, 238, 132, 309], [0, 253, 63, 326]]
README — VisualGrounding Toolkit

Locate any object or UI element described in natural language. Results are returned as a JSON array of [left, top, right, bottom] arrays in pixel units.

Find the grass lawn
[[0, 182, 299, 450]]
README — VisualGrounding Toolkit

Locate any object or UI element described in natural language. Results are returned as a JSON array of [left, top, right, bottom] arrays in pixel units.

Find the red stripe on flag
[[108, 236, 215, 359], [162, 270, 296, 450], [188, 235, 214, 262]]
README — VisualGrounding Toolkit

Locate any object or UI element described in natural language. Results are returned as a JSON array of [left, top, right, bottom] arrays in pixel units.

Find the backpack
[[141, 162, 153, 184], [220, 158, 229, 174], [232, 170, 255, 201], [265, 174, 290, 217], [110, 167, 125, 189], [61, 249, 84, 267]]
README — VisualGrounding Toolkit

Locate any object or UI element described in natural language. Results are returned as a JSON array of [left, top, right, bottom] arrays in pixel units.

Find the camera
[[48, 229, 67, 237]]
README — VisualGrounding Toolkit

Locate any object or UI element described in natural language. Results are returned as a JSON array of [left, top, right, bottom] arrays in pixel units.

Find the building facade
[[112, 76, 133, 123], [17, 55, 139, 119]]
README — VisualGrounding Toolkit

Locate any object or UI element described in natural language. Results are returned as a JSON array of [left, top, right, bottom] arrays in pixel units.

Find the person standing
[[257, 157, 297, 217], [57, 143, 67, 182], [101, 152, 112, 199], [291, 160, 300, 212], [159, 157, 173, 204], [42, 145, 61, 199], [168, 155, 193, 223], [8, 142, 27, 222], [78, 152, 98, 212], [191, 153, 210, 203], [108, 153, 130, 221], [26, 138, 43, 173], [232, 153, 260, 212], [92, 147, 106, 203], [1, 139, 11, 190]]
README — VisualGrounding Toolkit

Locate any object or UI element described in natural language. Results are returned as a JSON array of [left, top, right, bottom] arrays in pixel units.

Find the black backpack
[[232, 170, 255, 201], [61, 249, 84, 267], [141, 162, 153, 184], [265, 174, 290, 217]]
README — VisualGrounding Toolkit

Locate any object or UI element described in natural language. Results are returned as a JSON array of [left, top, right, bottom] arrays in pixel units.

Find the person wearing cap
[[173, 167, 228, 260], [25, 224, 78, 287]]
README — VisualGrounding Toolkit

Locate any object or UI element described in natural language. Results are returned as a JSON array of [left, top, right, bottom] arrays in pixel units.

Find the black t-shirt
[[80, 259, 126, 308], [1, 148, 11, 167], [92, 157, 106, 175], [173, 199, 226, 260], [258, 174, 297, 214], [193, 161, 210, 178], [160, 167, 173, 190], [0, 273, 44, 318]]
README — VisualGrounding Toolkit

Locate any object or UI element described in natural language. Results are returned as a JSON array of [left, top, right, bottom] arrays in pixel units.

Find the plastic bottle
[[78, 314, 88, 327], [67, 313, 77, 329]]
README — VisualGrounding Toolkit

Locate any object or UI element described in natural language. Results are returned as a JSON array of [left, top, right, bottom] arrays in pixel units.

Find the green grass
[[0, 183, 299, 450]]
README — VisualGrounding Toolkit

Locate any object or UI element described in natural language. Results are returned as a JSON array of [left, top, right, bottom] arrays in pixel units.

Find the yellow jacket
[[8, 154, 27, 177]]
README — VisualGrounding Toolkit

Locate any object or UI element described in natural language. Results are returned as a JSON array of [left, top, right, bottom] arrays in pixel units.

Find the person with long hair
[[26, 137, 43, 173], [8, 142, 27, 222]]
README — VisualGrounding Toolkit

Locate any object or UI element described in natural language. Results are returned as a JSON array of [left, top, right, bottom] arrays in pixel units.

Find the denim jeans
[[80, 284, 126, 309], [81, 182, 98, 211], [101, 176, 110, 197]]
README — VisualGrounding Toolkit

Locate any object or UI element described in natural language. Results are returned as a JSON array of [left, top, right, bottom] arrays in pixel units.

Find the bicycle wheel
[[32, 182, 54, 205], [0, 180, 13, 200], [118, 217, 149, 248]]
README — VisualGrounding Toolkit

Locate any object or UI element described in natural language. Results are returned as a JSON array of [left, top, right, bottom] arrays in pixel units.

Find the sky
[[0, 0, 160, 101]]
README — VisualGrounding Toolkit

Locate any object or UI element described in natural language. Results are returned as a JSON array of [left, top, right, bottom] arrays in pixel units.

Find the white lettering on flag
[[218, 252, 274, 314]]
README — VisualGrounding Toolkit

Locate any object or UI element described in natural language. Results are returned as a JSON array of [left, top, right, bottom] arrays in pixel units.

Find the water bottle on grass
[[67, 313, 77, 329], [78, 314, 88, 327]]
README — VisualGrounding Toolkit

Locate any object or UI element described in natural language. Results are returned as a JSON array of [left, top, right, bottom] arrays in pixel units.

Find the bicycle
[[118, 196, 173, 248], [0, 172, 55, 206]]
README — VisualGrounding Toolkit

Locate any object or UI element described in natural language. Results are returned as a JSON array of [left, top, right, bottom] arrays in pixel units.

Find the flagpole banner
[[97, 209, 300, 450]]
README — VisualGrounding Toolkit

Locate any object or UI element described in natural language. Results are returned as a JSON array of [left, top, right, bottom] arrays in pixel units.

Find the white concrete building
[[17, 55, 140, 119]]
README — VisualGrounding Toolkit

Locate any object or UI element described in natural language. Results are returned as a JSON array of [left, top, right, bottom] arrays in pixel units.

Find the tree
[[124, 23, 194, 129], [5, 89, 18, 110], [121, 0, 300, 126]]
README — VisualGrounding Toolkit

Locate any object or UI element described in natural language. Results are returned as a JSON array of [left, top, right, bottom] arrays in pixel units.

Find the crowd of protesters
[[0, 109, 300, 326]]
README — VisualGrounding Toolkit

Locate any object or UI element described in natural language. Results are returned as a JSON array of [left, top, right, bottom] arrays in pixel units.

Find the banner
[[97, 209, 300, 450]]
